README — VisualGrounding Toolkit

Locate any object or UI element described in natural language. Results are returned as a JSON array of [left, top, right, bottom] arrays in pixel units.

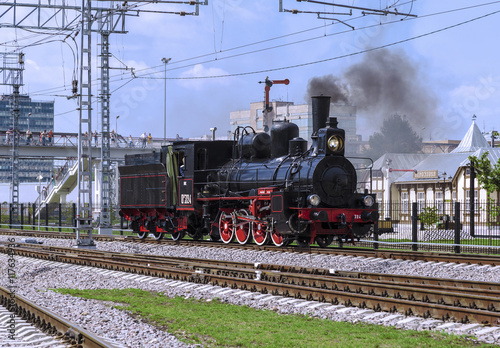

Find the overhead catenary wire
[[137, 7, 500, 80], [45, 2, 500, 110], [21, 1, 500, 97]]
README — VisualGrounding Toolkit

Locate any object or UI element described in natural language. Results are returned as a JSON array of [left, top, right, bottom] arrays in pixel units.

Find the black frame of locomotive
[[119, 96, 379, 247]]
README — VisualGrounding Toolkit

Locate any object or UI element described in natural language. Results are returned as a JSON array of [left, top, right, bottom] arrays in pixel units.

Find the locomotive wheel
[[270, 229, 290, 247], [219, 212, 234, 244], [288, 213, 309, 234], [235, 210, 251, 245], [171, 231, 185, 241], [252, 222, 269, 246], [315, 235, 334, 248], [137, 231, 147, 239], [153, 232, 163, 241]]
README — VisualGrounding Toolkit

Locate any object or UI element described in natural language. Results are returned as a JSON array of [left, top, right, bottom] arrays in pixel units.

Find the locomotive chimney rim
[[326, 116, 339, 129], [311, 95, 331, 135]]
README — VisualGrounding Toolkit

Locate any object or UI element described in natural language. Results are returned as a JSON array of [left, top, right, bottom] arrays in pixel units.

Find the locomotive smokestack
[[312, 95, 331, 134]]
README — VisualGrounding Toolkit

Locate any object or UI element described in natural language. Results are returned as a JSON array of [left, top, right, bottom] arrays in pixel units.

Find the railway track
[[0, 285, 115, 347], [2, 227, 500, 267], [3, 241, 500, 327]]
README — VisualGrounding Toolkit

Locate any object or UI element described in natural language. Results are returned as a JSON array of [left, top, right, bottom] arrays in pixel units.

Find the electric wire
[[18, 1, 500, 97]]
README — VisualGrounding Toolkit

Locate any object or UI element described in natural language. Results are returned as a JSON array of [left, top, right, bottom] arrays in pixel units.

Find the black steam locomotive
[[119, 96, 378, 247]]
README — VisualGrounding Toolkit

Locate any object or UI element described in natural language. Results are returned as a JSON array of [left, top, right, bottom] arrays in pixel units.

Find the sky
[[2, 0, 500, 142], [2, 0, 500, 200]]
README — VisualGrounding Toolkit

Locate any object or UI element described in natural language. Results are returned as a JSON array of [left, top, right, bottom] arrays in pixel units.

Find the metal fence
[[1, 202, 77, 231], [1, 201, 500, 255], [358, 201, 500, 255], [0, 202, 126, 231]]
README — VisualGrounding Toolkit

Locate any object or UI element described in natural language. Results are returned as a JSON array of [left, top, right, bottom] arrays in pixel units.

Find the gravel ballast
[[2, 235, 500, 347]]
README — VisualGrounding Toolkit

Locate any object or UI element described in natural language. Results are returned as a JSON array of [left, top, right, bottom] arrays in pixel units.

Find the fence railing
[[365, 201, 500, 255], [0, 202, 127, 232]]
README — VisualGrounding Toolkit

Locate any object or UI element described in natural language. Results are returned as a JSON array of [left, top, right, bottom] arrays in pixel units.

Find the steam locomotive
[[119, 96, 378, 247]]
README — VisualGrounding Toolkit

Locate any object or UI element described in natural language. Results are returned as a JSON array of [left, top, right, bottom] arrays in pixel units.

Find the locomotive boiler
[[119, 95, 378, 247]]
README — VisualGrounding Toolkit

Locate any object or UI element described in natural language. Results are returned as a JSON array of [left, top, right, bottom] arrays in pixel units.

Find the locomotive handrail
[[347, 156, 374, 194]]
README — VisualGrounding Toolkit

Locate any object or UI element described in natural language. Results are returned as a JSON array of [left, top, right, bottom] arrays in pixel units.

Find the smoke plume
[[306, 48, 439, 136]]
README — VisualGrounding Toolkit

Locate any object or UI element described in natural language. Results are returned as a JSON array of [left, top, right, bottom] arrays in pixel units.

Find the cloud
[[178, 64, 230, 90]]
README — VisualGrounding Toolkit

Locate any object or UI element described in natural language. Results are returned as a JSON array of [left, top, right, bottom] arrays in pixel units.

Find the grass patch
[[53, 288, 494, 348]]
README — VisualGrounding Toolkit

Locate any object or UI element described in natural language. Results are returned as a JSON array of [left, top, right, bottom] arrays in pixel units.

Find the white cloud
[[178, 64, 230, 90]]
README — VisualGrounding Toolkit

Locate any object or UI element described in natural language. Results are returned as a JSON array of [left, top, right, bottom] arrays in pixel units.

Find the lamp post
[[28, 112, 31, 131], [440, 172, 452, 216], [115, 115, 119, 135], [161, 57, 171, 144]]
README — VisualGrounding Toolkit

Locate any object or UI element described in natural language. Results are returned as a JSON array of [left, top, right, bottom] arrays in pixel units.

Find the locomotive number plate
[[178, 178, 194, 207], [181, 194, 192, 205]]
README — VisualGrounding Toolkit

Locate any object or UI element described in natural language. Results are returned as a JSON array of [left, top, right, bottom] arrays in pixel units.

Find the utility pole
[[0, 0, 208, 246], [0, 52, 24, 227]]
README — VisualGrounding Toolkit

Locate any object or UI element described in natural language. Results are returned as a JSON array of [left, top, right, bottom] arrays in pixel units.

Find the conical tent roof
[[451, 120, 489, 153]]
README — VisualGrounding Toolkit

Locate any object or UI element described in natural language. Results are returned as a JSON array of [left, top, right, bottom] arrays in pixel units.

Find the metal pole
[[164, 62, 166, 142], [161, 57, 171, 144], [411, 202, 418, 252], [58, 203, 62, 232], [20, 203, 24, 230], [37, 202, 41, 231], [37, 174, 42, 231], [442, 176, 446, 216], [454, 202, 461, 254], [9, 204, 12, 229], [470, 164, 475, 237]]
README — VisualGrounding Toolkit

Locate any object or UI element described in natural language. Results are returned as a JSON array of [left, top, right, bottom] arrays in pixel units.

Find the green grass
[[52, 288, 494, 348]]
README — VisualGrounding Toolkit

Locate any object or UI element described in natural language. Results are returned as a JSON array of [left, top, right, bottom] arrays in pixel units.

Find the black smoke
[[306, 48, 439, 135], [305, 75, 349, 104]]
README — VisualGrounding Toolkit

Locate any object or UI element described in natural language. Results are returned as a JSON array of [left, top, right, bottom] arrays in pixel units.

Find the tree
[[468, 152, 500, 227], [468, 151, 500, 195], [420, 206, 439, 230], [363, 114, 422, 160]]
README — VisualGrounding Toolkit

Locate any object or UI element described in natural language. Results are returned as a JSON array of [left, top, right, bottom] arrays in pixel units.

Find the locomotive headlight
[[308, 194, 321, 207], [362, 195, 375, 207], [327, 135, 344, 153]]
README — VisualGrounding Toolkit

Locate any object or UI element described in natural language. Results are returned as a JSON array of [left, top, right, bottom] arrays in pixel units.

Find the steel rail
[[0, 286, 116, 347], [2, 228, 500, 266], [3, 244, 500, 326]]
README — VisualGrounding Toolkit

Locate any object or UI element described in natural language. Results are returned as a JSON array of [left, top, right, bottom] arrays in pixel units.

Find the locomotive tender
[[119, 96, 378, 247]]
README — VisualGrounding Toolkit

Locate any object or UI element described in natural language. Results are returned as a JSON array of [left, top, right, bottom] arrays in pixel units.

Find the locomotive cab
[[170, 140, 234, 208]]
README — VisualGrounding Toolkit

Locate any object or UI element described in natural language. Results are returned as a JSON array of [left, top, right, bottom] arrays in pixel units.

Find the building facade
[[370, 120, 499, 224], [0, 94, 55, 183]]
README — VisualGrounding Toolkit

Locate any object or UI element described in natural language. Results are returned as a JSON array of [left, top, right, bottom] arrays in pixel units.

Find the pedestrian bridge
[[0, 132, 163, 159]]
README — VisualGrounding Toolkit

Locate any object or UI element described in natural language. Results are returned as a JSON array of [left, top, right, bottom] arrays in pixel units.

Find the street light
[[28, 112, 31, 130], [439, 171, 453, 216], [161, 57, 171, 144], [115, 115, 120, 135]]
